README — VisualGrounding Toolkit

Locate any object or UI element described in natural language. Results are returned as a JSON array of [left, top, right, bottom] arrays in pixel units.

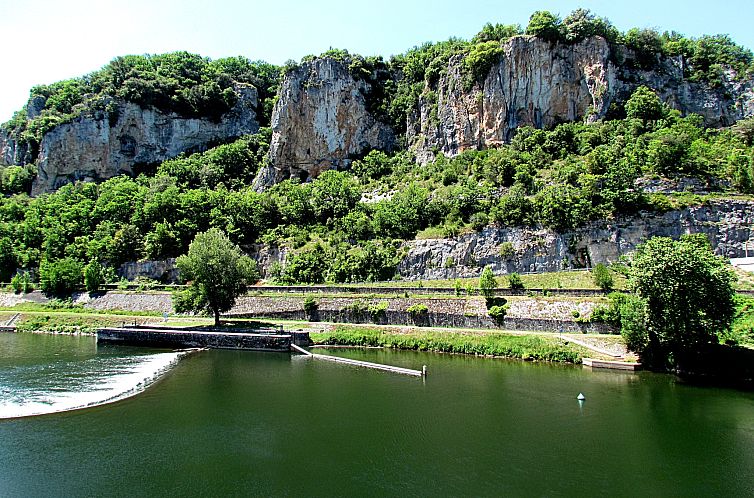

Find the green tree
[[525, 11, 563, 43], [479, 266, 498, 301], [83, 259, 106, 292], [592, 263, 614, 291], [472, 23, 522, 44], [174, 228, 259, 326], [625, 86, 665, 123], [508, 272, 524, 290], [627, 234, 736, 369], [39, 257, 84, 295]]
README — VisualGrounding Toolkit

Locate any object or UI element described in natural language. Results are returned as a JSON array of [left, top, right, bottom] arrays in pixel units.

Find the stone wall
[[97, 327, 292, 351]]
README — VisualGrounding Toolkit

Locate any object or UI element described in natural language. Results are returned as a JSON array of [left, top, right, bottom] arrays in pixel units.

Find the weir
[[96, 326, 307, 352], [97, 326, 425, 377], [291, 343, 426, 377]]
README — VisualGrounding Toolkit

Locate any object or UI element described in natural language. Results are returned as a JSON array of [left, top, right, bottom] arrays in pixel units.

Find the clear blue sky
[[1, 0, 753, 122]]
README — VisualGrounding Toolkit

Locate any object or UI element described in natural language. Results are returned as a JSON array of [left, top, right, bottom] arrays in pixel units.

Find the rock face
[[2, 85, 258, 194], [409, 36, 754, 161], [398, 199, 754, 280], [254, 58, 396, 190], [117, 259, 179, 283]]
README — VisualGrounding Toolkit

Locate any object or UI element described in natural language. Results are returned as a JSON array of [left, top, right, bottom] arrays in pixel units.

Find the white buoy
[[577, 393, 585, 401]]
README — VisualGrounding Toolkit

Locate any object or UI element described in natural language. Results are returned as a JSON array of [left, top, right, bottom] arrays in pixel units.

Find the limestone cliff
[[409, 36, 754, 161], [2, 84, 258, 194], [398, 199, 754, 280], [254, 58, 396, 190]]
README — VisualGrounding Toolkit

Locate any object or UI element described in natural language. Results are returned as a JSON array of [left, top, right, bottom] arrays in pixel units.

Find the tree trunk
[[214, 308, 220, 327]]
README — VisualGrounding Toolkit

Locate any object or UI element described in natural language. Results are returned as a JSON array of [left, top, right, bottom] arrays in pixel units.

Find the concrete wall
[[97, 328, 293, 351]]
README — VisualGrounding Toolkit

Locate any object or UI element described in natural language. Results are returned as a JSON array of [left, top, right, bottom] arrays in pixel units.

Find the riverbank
[[310, 325, 594, 363], [2, 309, 615, 364]]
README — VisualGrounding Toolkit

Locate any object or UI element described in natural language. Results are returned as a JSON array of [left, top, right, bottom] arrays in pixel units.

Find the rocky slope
[[408, 36, 754, 162], [1, 84, 259, 194], [398, 199, 754, 280], [253, 58, 396, 190]]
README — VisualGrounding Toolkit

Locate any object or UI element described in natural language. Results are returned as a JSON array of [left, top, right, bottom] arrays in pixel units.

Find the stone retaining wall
[[97, 328, 292, 351], [1, 290, 613, 334]]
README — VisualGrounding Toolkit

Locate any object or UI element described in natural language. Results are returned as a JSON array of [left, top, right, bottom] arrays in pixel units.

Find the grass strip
[[310, 326, 586, 363]]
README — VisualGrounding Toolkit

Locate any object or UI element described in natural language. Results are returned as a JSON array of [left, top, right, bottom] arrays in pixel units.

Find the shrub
[[303, 296, 318, 318], [508, 272, 524, 289], [10, 272, 34, 294], [499, 242, 515, 259], [39, 258, 83, 296], [479, 266, 497, 300], [488, 304, 509, 325], [83, 259, 105, 292], [407, 303, 429, 315], [592, 263, 614, 291], [368, 301, 388, 321], [486, 296, 507, 309], [454, 279, 462, 296]]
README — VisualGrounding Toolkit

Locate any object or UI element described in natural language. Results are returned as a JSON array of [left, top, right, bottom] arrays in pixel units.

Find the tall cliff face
[[254, 58, 396, 190], [409, 36, 754, 162], [2, 84, 259, 194]]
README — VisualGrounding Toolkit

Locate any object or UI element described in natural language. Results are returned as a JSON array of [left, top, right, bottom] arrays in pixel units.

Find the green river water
[[1, 332, 753, 497]]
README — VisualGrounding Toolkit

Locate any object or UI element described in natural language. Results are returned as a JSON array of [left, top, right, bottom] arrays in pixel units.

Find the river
[[1, 332, 753, 497]]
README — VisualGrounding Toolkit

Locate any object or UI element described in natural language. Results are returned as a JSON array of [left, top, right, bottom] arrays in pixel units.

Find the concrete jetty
[[291, 344, 425, 377], [97, 326, 310, 352], [583, 358, 642, 371], [0, 313, 20, 332]]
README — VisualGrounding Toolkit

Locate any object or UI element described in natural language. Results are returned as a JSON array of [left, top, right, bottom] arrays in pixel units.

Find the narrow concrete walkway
[[291, 344, 425, 377], [4, 313, 20, 326], [561, 335, 624, 358]]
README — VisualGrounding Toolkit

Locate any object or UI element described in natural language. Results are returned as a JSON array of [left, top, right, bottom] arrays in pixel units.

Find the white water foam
[[0, 349, 198, 419]]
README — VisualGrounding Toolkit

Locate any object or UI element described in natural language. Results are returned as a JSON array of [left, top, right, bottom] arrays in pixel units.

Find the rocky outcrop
[[254, 58, 396, 190], [2, 85, 258, 194], [398, 199, 754, 280], [410, 36, 754, 161], [117, 259, 179, 283]]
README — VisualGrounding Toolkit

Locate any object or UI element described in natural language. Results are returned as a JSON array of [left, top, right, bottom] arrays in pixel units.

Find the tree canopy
[[174, 228, 259, 325], [625, 234, 737, 369]]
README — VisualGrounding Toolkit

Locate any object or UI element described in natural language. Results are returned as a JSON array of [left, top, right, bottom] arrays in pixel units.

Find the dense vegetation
[[1, 85, 753, 289], [1, 10, 754, 291]]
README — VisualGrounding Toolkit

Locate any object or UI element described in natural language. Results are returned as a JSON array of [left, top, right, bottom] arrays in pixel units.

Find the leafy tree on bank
[[479, 266, 498, 301], [173, 228, 259, 326], [624, 234, 736, 369], [39, 257, 83, 296]]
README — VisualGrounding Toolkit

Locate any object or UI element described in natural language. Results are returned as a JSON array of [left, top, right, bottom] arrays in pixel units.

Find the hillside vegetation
[[1, 9, 754, 289]]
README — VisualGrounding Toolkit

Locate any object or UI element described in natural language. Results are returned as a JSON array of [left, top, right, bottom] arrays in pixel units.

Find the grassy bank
[[310, 326, 587, 363], [12, 312, 158, 334]]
